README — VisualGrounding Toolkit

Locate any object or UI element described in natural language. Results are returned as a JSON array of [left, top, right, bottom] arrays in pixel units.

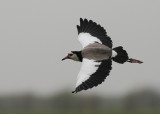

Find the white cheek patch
[[78, 33, 102, 48], [71, 54, 79, 61]]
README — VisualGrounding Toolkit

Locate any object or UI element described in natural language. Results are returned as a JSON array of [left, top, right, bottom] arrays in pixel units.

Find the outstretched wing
[[77, 18, 112, 48], [72, 58, 112, 93]]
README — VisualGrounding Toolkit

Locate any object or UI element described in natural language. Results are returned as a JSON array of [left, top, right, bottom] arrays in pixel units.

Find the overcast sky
[[0, 0, 159, 97]]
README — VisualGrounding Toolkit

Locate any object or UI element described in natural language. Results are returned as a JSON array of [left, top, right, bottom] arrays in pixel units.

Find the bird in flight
[[62, 18, 143, 93]]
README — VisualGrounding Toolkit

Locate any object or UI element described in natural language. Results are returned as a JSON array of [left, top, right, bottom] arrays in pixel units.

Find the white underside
[[112, 50, 117, 57], [76, 58, 101, 87], [78, 33, 102, 48]]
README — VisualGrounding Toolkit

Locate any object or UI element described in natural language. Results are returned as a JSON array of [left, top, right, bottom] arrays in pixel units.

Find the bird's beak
[[62, 55, 69, 61]]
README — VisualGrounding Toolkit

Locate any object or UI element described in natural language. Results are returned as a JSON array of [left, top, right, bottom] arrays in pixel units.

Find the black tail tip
[[112, 46, 129, 64]]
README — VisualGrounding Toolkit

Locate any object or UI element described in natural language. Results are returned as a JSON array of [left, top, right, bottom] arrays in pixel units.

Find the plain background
[[0, 0, 159, 97]]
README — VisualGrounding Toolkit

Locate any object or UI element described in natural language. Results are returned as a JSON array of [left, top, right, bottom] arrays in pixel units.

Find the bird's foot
[[128, 58, 143, 64]]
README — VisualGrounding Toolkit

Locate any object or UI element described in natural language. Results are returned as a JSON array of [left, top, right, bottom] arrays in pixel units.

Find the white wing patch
[[76, 58, 101, 87], [78, 33, 102, 48]]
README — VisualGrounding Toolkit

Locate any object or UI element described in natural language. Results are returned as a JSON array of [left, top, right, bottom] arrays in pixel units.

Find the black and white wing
[[72, 58, 112, 93], [77, 18, 112, 48]]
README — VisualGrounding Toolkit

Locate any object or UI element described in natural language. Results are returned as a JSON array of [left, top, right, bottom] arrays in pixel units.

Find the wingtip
[[77, 25, 80, 34], [77, 25, 80, 29], [80, 18, 89, 23], [72, 90, 76, 93], [84, 18, 88, 22], [80, 18, 83, 21]]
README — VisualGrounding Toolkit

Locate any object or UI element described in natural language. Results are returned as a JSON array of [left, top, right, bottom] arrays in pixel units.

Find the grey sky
[[0, 0, 159, 97]]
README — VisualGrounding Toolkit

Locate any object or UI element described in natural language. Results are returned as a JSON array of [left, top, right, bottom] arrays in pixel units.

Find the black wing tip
[[72, 90, 76, 93], [78, 18, 106, 32], [77, 18, 113, 48], [72, 90, 80, 93], [80, 18, 83, 21], [79, 18, 94, 25], [80, 18, 88, 21], [72, 85, 84, 93], [77, 25, 80, 34], [72, 87, 80, 93]]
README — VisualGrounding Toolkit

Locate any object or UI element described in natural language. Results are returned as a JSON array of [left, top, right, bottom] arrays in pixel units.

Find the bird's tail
[[112, 46, 129, 64], [112, 46, 143, 64]]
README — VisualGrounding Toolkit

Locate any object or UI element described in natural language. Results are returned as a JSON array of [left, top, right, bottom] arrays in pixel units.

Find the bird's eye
[[68, 54, 73, 56]]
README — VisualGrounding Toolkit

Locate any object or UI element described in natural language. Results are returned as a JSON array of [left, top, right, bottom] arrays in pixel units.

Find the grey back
[[82, 43, 112, 61]]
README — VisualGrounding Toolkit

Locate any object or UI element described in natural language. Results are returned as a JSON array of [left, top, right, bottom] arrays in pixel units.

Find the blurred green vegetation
[[0, 89, 160, 114]]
